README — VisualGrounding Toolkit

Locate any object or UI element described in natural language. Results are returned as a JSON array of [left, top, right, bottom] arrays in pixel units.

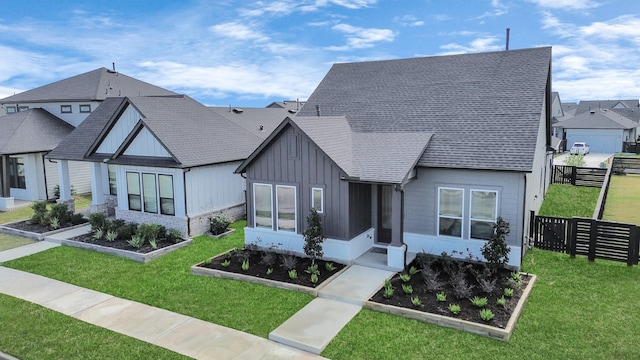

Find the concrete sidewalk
[[0, 266, 324, 359]]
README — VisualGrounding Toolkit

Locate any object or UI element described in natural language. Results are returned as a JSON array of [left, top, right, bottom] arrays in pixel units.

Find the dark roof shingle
[[0, 109, 74, 155]]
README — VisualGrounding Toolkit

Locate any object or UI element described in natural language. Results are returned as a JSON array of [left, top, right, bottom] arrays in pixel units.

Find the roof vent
[[259, 125, 264, 131], [288, 109, 296, 114], [590, 110, 596, 114], [232, 108, 243, 114]]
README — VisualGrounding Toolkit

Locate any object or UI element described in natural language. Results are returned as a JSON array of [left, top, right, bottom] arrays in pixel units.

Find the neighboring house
[[574, 99, 640, 123], [236, 47, 554, 271], [47, 95, 287, 236], [0, 67, 176, 210], [209, 106, 294, 139], [556, 109, 638, 153]]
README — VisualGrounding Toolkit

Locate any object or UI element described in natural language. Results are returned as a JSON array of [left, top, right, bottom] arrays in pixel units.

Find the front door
[[377, 185, 393, 244]]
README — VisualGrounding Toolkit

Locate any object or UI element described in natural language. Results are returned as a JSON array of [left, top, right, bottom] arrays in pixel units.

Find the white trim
[[253, 183, 273, 230], [437, 187, 464, 238], [276, 185, 297, 233], [469, 189, 499, 240], [311, 187, 324, 213]]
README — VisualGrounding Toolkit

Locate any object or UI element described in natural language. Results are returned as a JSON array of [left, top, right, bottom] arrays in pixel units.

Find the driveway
[[553, 152, 614, 168]]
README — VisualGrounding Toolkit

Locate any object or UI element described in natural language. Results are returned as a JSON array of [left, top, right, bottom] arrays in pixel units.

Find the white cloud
[[438, 37, 503, 55], [326, 23, 395, 50], [209, 22, 270, 42], [240, 0, 377, 17], [527, 0, 600, 10], [394, 15, 424, 27], [578, 15, 640, 43], [477, 0, 509, 18]]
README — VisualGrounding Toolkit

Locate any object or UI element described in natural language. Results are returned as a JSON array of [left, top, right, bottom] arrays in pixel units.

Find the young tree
[[480, 217, 510, 274], [303, 208, 326, 265]]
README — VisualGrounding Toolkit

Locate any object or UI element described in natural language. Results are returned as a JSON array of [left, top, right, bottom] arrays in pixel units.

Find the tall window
[[126, 171, 174, 215], [311, 187, 323, 213], [126, 172, 141, 211], [277, 185, 296, 232], [142, 173, 157, 213], [158, 175, 175, 215], [9, 157, 26, 189], [470, 190, 498, 240], [438, 188, 463, 237], [254, 184, 272, 229], [107, 165, 117, 195]]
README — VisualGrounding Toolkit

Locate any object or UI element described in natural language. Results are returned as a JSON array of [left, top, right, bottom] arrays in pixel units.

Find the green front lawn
[[538, 184, 600, 218], [0, 233, 34, 251], [602, 174, 640, 225]]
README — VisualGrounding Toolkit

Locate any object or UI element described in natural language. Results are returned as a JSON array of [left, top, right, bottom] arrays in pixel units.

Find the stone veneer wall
[[188, 203, 246, 236], [89, 195, 118, 216]]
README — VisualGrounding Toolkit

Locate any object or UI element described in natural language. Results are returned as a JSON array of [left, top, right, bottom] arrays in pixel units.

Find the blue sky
[[0, 0, 638, 107]]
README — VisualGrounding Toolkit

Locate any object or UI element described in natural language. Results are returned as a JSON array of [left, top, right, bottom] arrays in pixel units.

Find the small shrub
[[507, 272, 523, 289], [203, 258, 212, 265], [116, 222, 137, 240], [399, 273, 411, 282], [436, 292, 447, 302], [411, 296, 422, 307], [477, 276, 498, 294], [105, 230, 118, 242], [422, 267, 444, 292], [480, 217, 511, 274], [408, 265, 420, 275], [210, 213, 232, 235], [149, 238, 158, 250], [288, 269, 298, 279], [325, 262, 337, 272], [439, 251, 460, 277], [241, 259, 250, 271], [565, 154, 586, 167], [69, 213, 85, 225], [93, 228, 105, 240], [310, 272, 319, 284], [166, 228, 183, 244], [138, 223, 163, 243], [234, 249, 251, 263], [280, 254, 298, 270], [450, 269, 474, 299], [30, 201, 48, 224], [402, 284, 413, 294], [504, 287, 514, 297], [480, 308, 495, 321], [470, 296, 488, 307], [266, 267, 273, 275], [303, 208, 325, 265], [49, 203, 72, 225], [127, 235, 145, 249], [448, 303, 461, 315], [305, 264, 320, 275], [260, 251, 278, 267], [497, 296, 507, 307], [221, 259, 231, 267], [88, 212, 108, 231], [383, 279, 395, 299], [49, 217, 60, 230]]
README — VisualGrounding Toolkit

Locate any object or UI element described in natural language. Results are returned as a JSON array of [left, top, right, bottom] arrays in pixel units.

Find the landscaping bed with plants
[[0, 201, 87, 240]]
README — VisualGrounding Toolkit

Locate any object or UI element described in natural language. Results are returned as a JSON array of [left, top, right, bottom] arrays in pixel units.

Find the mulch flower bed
[[198, 248, 346, 288], [369, 257, 530, 329], [3, 219, 87, 234], [69, 233, 186, 254]]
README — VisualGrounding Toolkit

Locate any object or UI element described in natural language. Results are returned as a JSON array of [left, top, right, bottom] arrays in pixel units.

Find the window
[[18, 105, 28, 111], [158, 175, 175, 215], [470, 190, 497, 240], [254, 184, 272, 229], [311, 188, 323, 213], [79, 104, 91, 113], [126, 172, 141, 211], [5, 106, 16, 114], [60, 105, 72, 113], [438, 188, 463, 237], [126, 171, 174, 215], [107, 165, 117, 195], [142, 173, 157, 213], [8, 157, 26, 189], [277, 185, 296, 232]]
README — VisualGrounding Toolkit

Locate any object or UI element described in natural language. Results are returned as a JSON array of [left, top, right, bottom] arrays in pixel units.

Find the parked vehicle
[[570, 142, 590, 155]]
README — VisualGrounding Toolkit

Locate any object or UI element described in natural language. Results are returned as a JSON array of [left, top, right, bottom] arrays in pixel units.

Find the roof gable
[[0, 109, 74, 155], [557, 109, 638, 129], [95, 103, 141, 154], [121, 126, 172, 158]]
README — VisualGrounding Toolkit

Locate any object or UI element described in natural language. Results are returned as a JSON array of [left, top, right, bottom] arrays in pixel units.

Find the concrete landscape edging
[[363, 273, 537, 341], [58, 238, 193, 263], [0, 221, 90, 241]]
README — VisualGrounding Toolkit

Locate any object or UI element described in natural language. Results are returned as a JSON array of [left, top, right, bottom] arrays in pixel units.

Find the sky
[[0, 0, 638, 107]]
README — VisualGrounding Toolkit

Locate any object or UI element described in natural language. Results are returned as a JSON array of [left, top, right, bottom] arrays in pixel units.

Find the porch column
[[390, 188, 403, 246], [89, 162, 108, 215], [56, 160, 75, 212], [0, 155, 9, 197]]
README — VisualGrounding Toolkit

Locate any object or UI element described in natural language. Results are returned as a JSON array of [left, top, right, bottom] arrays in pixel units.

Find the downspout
[[183, 168, 191, 236], [521, 174, 528, 263], [43, 155, 49, 200]]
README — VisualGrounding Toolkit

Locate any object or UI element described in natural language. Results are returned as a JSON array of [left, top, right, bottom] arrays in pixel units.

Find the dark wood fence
[[612, 157, 640, 174], [551, 165, 607, 187], [533, 216, 640, 266]]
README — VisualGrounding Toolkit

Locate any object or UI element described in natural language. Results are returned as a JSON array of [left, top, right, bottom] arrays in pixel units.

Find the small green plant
[[383, 279, 395, 299], [565, 154, 586, 167], [221, 259, 231, 267], [266, 267, 273, 275], [480, 217, 511, 274], [210, 213, 232, 235], [504, 287, 514, 297], [241, 259, 250, 271], [30, 201, 48, 225], [411, 296, 422, 307], [325, 262, 337, 272], [436, 292, 447, 302], [105, 230, 118, 242], [166, 228, 183, 244], [497, 296, 507, 307], [310, 272, 319, 284], [448, 303, 461, 315], [48, 217, 60, 230], [137, 223, 163, 244], [408, 265, 420, 275], [480, 308, 495, 321], [127, 235, 145, 249], [48, 203, 72, 226], [149, 238, 158, 250], [507, 272, 524, 289], [305, 264, 320, 275], [402, 284, 413, 294], [93, 228, 105, 240], [303, 208, 326, 265], [470, 296, 488, 307], [88, 212, 108, 232], [399, 273, 411, 282], [203, 258, 212, 265], [288, 269, 298, 279], [280, 254, 298, 270]]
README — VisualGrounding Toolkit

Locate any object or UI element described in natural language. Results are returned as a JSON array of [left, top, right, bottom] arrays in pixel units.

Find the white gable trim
[[123, 127, 171, 157], [96, 105, 141, 154]]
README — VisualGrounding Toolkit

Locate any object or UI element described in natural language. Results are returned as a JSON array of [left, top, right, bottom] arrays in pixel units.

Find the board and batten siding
[[96, 105, 140, 154], [43, 158, 91, 199], [246, 125, 351, 240], [403, 167, 525, 248], [123, 127, 171, 157], [185, 161, 245, 217]]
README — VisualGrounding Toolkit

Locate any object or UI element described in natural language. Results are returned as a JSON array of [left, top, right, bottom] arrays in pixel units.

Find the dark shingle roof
[[209, 107, 291, 140], [0, 109, 74, 155], [1, 68, 176, 103], [575, 99, 640, 122], [48, 95, 264, 168], [296, 47, 552, 172], [555, 109, 638, 129]]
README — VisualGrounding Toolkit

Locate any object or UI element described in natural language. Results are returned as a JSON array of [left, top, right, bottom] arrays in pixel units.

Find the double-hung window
[[107, 165, 117, 195], [438, 187, 463, 237], [158, 175, 175, 215], [277, 185, 296, 232], [470, 190, 498, 240], [254, 184, 273, 229], [126, 172, 142, 211], [126, 172, 174, 215], [311, 187, 323, 213]]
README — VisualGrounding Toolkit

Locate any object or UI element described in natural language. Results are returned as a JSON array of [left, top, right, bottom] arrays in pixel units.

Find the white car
[[570, 142, 590, 155]]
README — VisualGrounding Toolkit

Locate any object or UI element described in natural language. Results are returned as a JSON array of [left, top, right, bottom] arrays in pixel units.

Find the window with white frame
[[438, 187, 463, 237], [276, 185, 296, 232], [469, 190, 497, 240], [126, 171, 175, 215], [311, 187, 323, 213], [254, 184, 272, 229], [107, 165, 117, 195]]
